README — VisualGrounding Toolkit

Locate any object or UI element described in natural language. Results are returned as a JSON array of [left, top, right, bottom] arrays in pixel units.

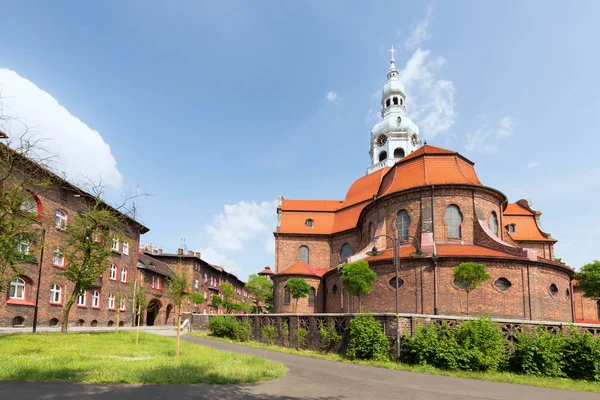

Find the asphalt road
[[0, 330, 597, 400]]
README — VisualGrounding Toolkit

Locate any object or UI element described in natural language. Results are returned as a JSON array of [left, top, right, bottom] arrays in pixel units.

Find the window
[[49, 284, 62, 304], [389, 277, 404, 288], [368, 222, 373, 241], [400, 98, 404, 105], [9, 277, 25, 299], [16, 238, 29, 255], [108, 294, 115, 309], [340, 244, 353, 261], [299, 245, 309, 263], [597, 301, 600, 320], [549, 284, 558, 296], [52, 247, 65, 267], [305, 218, 314, 228], [444, 205, 463, 239], [109, 264, 117, 280], [204, 273, 208, 283], [507, 224, 516, 233], [194, 279, 199, 289], [332, 285, 338, 295], [91, 290, 100, 308], [122, 241, 129, 255], [386, 98, 391, 107], [156, 277, 162, 290], [393, 96, 398, 105], [394, 148, 405, 159], [308, 287, 316, 305], [494, 278, 512, 291], [112, 238, 120, 252], [151, 275, 156, 289], [20, 192, 38, 216], [378, 151, 387, 162], [119, 296, 126, 311], [489, 212, 498, 236], [55, 209, 67, 230], [77, 291, 87, 307], [284, 287, 291, 304], [120, 267, 128, 282], [395, 210, 410, 240], [454, 278, 468, 290]]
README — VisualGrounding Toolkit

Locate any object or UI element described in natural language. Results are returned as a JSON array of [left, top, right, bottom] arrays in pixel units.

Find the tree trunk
[[358, 295, 362, 313], [295, 298, 299, 313], [136, 303, 141, 344], [176, 306, 182, 358], [116, 308, 120, 334], [61, 285, 79, 334], [466, 291, 470, 316]]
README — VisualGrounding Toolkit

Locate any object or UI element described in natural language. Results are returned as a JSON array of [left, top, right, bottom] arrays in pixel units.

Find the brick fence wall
[[189, 312, 600, 354]]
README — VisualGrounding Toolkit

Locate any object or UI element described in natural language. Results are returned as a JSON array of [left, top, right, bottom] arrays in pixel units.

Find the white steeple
[[367, 46, 421, 175]]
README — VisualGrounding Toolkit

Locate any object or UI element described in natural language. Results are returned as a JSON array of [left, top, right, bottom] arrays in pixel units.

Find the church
[[268, 49, 577, 322]]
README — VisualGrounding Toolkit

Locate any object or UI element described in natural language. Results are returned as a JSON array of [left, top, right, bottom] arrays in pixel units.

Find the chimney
[[195, 252, 201, 258], [146, 244, 153, 253], [187, 250, 194, 256], [177, 248, 183, 256], [158, 248, 163, 255]]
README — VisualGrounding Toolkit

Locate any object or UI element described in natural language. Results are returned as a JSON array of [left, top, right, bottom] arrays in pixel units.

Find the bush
[[320, 321, 341, 354], [234, 320, 252, 342], [281, 322, 289, 348], [401, 323, 469, 370], [456, 318, 507, 371], [295, 328, 307, 350], [209, 316, 251, 342], [510, 328, 565, 377], [562, 329, 600, 381], [261, 325, 277, 345], [346, 314, 390, 361]]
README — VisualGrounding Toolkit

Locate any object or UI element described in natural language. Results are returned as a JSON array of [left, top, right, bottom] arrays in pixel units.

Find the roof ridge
[[454, 154, 478, 184]]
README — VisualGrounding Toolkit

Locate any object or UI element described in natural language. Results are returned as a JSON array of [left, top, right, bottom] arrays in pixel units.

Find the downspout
[[570, 279, 575, 323], [431, 185, 438, 315], [521, 267, 527, 319], [527, 264, 533, 320]]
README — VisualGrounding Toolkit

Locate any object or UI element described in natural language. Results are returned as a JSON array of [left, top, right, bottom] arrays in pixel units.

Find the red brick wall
[[573, 288, 599, 322], [273, 275, 322, 313], [275, 235, 331, 272]]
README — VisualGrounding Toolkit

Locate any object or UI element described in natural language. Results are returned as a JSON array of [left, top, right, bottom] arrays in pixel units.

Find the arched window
[[120, 267, 128, 282], [77, 291, 87, 307], [400, 98, 404, 105], [444, 205, 463, 239], [109, 264, 117, 280], [9, 277, 26, 299], [91, 290, 100, 308], [299, 245, 309, 263], [494, 278, 511, 291], [20, 191, 41, 219], [308, 287, 316, 305], [395, 210, 410, 240], [378, 151, 387, 162], [386, 98, 391, 107], [16, 238, 29, 255], [112, 237, 120, 252], [507, 224, 516, 233], [393, 97, 398, 105], [108, 294, 115, 309], [489, 212, 498, 236], [340, 244, 353, 261], [305, 219, 314, 228], [367, 222, 373, 241], [122, 241, 129, 255], [49, 284, 62, 304], [394, 148, 405, 159], [55, 209, 67, 230], [549, 284, 558, 296], [52, 247, 64, 267], [284, 287, 291, 304]]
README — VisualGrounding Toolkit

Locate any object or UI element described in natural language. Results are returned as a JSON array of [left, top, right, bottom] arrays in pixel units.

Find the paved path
[[0, 332, 597, 400]]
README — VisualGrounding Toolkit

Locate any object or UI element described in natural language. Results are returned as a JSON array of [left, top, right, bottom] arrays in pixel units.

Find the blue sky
[[1, 1, 599, 279]]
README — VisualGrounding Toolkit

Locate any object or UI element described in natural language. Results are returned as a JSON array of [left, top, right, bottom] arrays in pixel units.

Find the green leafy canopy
[[575, 260, 600, 301], [340, 260, 377, 297], [452, 262, 490, 293], [286, 278, 311, 299]]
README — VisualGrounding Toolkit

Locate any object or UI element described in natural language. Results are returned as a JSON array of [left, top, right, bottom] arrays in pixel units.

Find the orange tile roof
[[279, 211, 335, 234], [503, 202, 555, 242], [281, 199, 342, 212], [504, 203, 533, 216], [258, 266, 275, 275], [277, 261, 330, 277], [342, 167, 390, 207]]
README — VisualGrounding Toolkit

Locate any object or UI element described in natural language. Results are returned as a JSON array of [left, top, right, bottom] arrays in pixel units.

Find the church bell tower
[[367, 46, 422, 175]]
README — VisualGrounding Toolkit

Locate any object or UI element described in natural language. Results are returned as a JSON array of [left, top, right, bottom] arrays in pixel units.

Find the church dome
[[382, 79, 405, 98]]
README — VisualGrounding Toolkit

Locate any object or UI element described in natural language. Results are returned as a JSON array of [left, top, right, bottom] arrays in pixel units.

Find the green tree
[[61, 196, 125, 334], [245, 274, 273, 313], [131, 279, 148, 345], [286, 278, 311, 313], [575, 260, 600, 302], [340, 260, 377, 312], [220, 282, 237, 313], [166, 267, 191, 358], [452, 262, 490, 316]]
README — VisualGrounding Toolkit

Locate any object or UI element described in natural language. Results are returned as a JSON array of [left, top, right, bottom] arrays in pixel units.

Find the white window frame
[[17, 239, 29, 255], [77, 291, 87, 307], [122, 241, 129, 255], [52, 247, 65, 267], [120, 267, 128, 282], [109, 264, 117, 280], [151, 275, 155, 289], [9, 277, 26, 299], [194, 279, 199, 289], [119, 296, 126, 311], [91, 290, 100, 308], [55, 209, 67, 230], [108, 294, 115, 309], [50, 284, 62, 304], [112, 237, 120, 252]]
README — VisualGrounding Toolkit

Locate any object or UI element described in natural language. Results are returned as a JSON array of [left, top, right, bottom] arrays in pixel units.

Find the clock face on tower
[[376, 135, 387, 147]]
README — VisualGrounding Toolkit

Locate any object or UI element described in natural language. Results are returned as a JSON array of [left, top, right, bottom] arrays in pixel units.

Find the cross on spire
[[388, 45, 397, 61]]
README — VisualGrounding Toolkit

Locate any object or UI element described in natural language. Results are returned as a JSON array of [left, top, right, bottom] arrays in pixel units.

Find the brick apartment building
[[268, 52, 585, 323], [141, 246, 250, 314]]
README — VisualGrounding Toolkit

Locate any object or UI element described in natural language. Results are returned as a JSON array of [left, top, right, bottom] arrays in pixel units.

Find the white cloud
[[405, 3, 434, 50], [465, 116, 515, 153], [0, 68, 123, 188], [198, 247, 241, 274], [528, 161, 538, 168], [326, 91, 338, 102], [400, 49, 456, 139], [264, 237, 275, 253]]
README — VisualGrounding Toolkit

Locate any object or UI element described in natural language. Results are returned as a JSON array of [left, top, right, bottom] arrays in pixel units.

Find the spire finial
[[388, 45, 397, 61]]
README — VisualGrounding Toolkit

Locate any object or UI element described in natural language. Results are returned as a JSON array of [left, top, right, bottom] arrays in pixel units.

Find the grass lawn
[[188, 331, 600, 393], [0, 331, 286, 384]]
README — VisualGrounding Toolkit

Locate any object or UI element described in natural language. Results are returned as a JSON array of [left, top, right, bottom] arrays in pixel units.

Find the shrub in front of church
[[346, 314, 390, 361], [281, 322, 290, 348], [455, 318, 507, 371], [509, 327, 565, 377], [209, 316, 251, 342], [320, 321, 341, 354], [561, 329, 600, 381], [295, 328, 308, 350], [262, 325, 277, 345]]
